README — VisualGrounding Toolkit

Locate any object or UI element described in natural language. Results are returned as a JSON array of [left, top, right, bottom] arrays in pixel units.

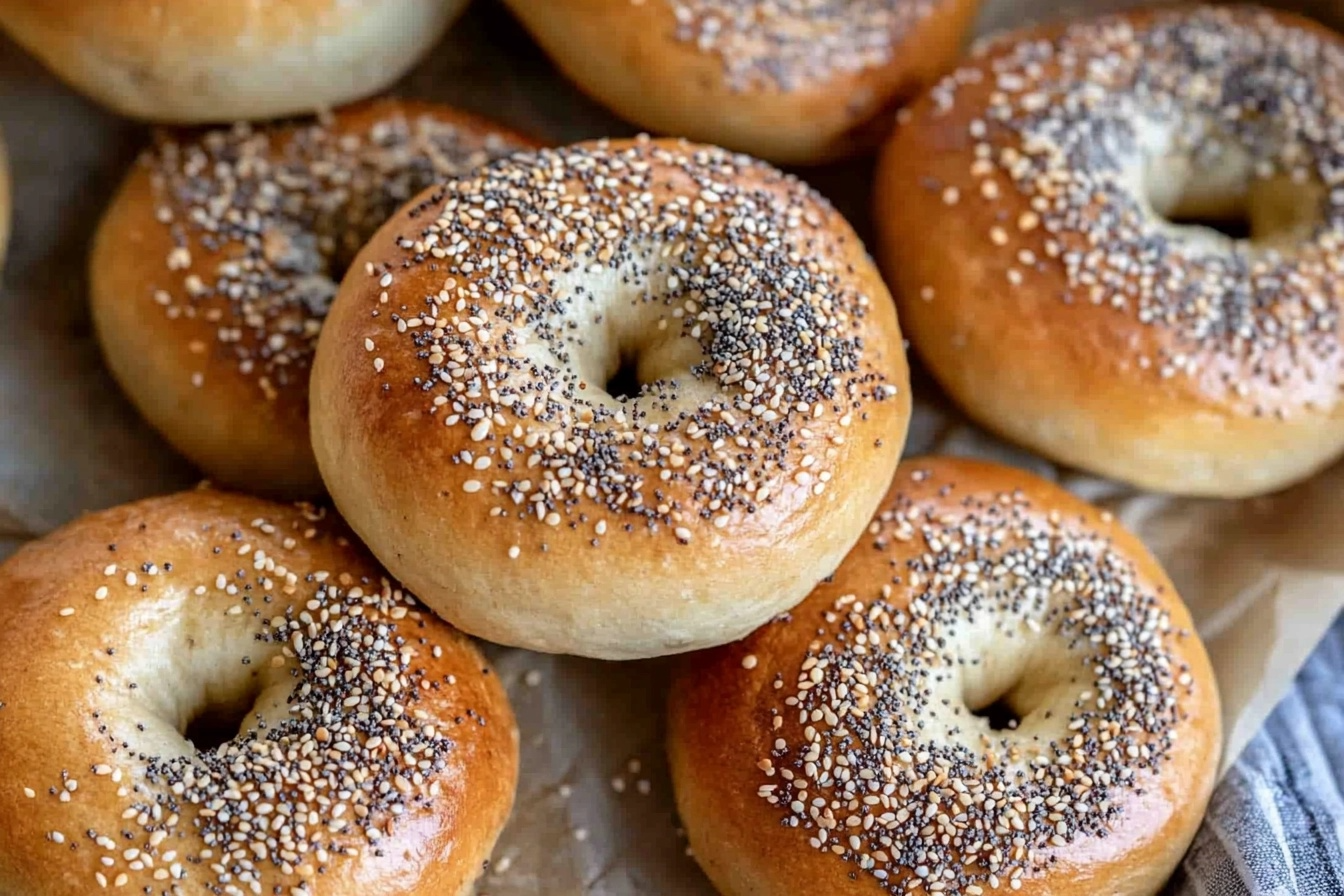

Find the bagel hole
[[966, 669, 1030, 732], [1155, 183, 1257, 244], [1162, 208, 1253, 241], [970, 695, 1022, 732], [182, 689, 260, 753], [604, 353, 648, 402], [1141, 149, 1327, 249], [1140, 140, 1262, 246]]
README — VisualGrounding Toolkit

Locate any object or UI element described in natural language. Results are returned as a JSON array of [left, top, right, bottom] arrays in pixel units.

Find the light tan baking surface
[[3, 1, 1343, 892]]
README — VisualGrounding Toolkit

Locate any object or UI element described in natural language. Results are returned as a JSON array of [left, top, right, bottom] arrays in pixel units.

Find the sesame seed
[[352, 138, 900, 572], [906, 6, 1344, 412], [128, 106, 529, 422], [667, 0, 936, 92], [16, 496, 507, 895], [739, 464, 1194, 894]]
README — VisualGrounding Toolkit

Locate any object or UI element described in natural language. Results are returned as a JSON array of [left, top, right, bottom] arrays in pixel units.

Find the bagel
[[669, 456, 1221, 896], [91, 99, 536, 497], [0, 488, 518, 896], [311, 136, 912, 659], [875, 5, 1344, 498], [0, 0, 470, 123], [501, 0, 982, 164]]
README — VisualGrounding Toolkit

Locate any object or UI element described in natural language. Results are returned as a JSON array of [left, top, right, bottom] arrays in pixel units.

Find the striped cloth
[[1171, 612, 1344, 895]]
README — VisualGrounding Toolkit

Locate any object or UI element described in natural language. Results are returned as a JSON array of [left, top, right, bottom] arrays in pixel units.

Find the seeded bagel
[[501, 0, 981, 164], [876, 5, 1344, 497], [91, 99, 536, 497], [311, 137, 912, 659], [669, 457, 1221, 896], [0, 489, 518, 896]]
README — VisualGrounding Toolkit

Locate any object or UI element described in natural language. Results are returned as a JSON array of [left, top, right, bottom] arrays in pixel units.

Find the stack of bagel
[[5, 0, 1340, 892]]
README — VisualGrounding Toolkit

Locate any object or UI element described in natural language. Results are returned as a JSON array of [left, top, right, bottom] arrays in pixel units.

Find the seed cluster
[[663, 0, 936, 90], [369, 139, 899, 550], [921, 6, 1344, 405], [756, 477, 1190, 893], [31, 505, 489, 896], [143, 109, 525, 399]]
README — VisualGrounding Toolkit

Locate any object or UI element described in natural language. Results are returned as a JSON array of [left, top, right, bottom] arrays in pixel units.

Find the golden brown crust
[[311, 137, 912, 659], [90, 99, 538, 498], [874, 5, 1344, 498], [501, 0, 981, 164], [0, 489, 518, 896], [0, 0, 470, 122], [669, 457, 1221, 896]]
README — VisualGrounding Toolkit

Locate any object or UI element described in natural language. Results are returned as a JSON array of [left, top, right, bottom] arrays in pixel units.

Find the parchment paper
[[3, 2, 1344, 892]]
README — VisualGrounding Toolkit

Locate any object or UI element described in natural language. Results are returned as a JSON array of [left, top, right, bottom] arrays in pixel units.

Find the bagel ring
[[311, 136, 913, 659], [669, 456, 1221, 896], [0, 0, 471, 122], [502, 0, 982, 164], [876, 5, 1344, 497], [0, 488, 518, 896], [91, 99, 536, 497]]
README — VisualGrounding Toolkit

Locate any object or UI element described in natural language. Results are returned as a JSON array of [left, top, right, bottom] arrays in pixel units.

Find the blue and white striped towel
[[1171, 611, 1344, 895]]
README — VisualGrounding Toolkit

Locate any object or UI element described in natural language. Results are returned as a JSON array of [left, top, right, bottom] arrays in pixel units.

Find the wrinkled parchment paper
[[3, 1, 1344, 892]]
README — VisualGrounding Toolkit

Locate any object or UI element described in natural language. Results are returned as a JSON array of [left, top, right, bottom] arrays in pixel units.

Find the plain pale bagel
[[0, 0, 470, 122]]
